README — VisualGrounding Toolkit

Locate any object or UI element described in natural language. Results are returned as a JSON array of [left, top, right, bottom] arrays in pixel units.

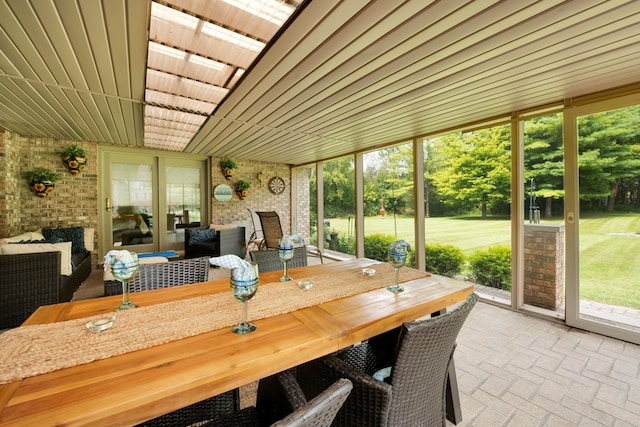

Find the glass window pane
[[322, 156, 355, 257], [111, 163, 154, 246], [166, 166, 202, 245], [363, 143, 415, 263], [423, 125, 511, 299], [523, 113, 565, 318], [577, 104, 640, 331]]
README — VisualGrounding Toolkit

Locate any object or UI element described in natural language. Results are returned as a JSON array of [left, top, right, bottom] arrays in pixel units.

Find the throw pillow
[[189, 228, 216, 244], [84, 227, 95, 252], [42, 227, 87, 255], [0, 241, 73, 275]]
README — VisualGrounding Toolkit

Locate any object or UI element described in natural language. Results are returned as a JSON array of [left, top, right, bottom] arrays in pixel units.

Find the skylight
[[144, 0, 302, 151], [200, 22, 266, 53], [151, 2, 199, 30], [148, 42, 186, 60], [221, 0, 296, 26], [188, 55, 226, 71]]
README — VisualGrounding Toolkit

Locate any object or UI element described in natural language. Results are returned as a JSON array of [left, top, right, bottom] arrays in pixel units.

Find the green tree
[[432, 125, 511, 218], [321, 156, 355, 218], [524, 114, 564, 218], [578, 106, 640, 211]]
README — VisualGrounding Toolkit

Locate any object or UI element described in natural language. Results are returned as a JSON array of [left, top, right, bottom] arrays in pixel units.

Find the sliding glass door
[[565, 95, 640, 344], [99, 147, 210, 257]]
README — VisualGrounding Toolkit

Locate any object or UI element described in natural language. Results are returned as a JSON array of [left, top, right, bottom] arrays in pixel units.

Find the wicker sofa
[[0, 228, 93, 329], [184, 225, 246, 259]]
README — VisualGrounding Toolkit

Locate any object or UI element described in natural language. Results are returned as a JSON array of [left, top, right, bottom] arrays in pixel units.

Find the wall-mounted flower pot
[[30, 179, 56, 197], [219, 159, 237, 180], [61, 155, 87, 175], [26, 167, 60, 198], [235, 189, 249, 200], [58, 144, 88, 175], [222, 167, 235, 180], [235, 180, 251, 200]]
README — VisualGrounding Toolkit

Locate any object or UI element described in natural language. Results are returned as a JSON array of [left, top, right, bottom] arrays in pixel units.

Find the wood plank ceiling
[[0, 0, 639, 166]]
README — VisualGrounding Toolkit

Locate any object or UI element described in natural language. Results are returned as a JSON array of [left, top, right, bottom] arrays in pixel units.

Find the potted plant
[[58, 144, 88, 174], [26, 167, 61, 197], [219, 159, 237, 180], [235, 179, 251, 200]]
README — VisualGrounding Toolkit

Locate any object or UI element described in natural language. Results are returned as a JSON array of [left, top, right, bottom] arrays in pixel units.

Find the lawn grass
[[327, 213, 640, 308]]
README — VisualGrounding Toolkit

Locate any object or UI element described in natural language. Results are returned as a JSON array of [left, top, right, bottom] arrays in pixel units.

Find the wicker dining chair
[[111, 256, 237, 427], [209, 370, 352, 427], [296, 293, 478, 427], [250, 247, 307, 273], [136, 389, 240, 427], [104, 256, 210, 296]]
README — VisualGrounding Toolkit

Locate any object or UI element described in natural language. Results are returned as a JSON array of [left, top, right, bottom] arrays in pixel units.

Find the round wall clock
[[213, 184, 233, 202], [268, 176, 286, 195]]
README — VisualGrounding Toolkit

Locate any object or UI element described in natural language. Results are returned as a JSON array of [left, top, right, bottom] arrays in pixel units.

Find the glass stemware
[[278, 241, 294, 282], [387, 246, 408, 293], [110, 252, 139, 311], [230, 263, 260, 334]]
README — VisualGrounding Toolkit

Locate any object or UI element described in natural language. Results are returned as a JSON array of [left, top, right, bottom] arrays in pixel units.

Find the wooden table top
[[0, 258, 473, 426]]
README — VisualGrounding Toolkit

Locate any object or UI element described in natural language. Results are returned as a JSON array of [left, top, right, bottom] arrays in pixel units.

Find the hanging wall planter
[[58, 144, 87, 175], [26, 167, 61, 198], [235, 180, 251, 200], [219, 159, 237, 180]]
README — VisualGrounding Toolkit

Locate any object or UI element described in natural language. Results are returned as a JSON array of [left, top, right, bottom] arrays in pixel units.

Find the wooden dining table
[[0, 258, 473, 426]]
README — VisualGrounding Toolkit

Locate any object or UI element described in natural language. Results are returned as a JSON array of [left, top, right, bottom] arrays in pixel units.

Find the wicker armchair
[[249, 247, 307, 273], [104, 257, 210, 296], [296, 293, 478, 427], [210, 371, 352, 427]]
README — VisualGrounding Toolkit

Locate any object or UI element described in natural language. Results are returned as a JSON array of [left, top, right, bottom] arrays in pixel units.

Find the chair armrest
[[277, 370, 308, 410], [297, 355, 392, 427]]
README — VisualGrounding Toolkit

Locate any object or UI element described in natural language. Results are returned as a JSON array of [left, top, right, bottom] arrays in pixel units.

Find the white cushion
[[84, 227, 95, 252], [1, 241, 73, 275]]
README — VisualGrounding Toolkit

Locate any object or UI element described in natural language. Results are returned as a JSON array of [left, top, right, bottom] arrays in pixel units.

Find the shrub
[[335, 233, 355, 254], [468, 245, 511, 291], [423, 243, 465, 277], [364, 233, 397, 262]]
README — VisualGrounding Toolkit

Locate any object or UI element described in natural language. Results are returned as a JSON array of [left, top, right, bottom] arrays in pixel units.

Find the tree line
[[312, 105, 640, 220]]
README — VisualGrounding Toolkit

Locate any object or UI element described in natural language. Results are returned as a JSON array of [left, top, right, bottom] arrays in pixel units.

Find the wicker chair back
[[104, 256, 210, 296], [250, 247, 307, 273]]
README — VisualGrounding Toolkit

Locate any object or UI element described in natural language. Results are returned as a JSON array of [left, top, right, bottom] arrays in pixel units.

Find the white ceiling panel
[[0, 0, 638, 164]]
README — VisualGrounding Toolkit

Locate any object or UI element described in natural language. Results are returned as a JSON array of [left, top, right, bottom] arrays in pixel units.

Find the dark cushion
[[42, 227, 87, 255], [189, 228, 216, 244]]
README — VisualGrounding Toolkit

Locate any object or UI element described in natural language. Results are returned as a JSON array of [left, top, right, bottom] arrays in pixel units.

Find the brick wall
[[0, 129, 304, 256], [210, 158, 293, 237], [293, 167, 312, 243], [0, 131, 98, 246], [523, 223, 565, 310]]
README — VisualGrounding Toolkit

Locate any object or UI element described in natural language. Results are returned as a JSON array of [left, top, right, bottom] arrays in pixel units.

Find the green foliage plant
[[363, 233, 397, 262], [335, 233, 355, 254], [235, 180, 251, 190], [26, 167, 61, 182], [468, 244, 511, 291], [57, 144, 87, 158], [424, 243, 465, 277], [219, 159, 237, 170]]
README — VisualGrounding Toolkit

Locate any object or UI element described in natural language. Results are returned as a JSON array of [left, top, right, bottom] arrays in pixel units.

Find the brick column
[[524, 224, 565, 310]]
